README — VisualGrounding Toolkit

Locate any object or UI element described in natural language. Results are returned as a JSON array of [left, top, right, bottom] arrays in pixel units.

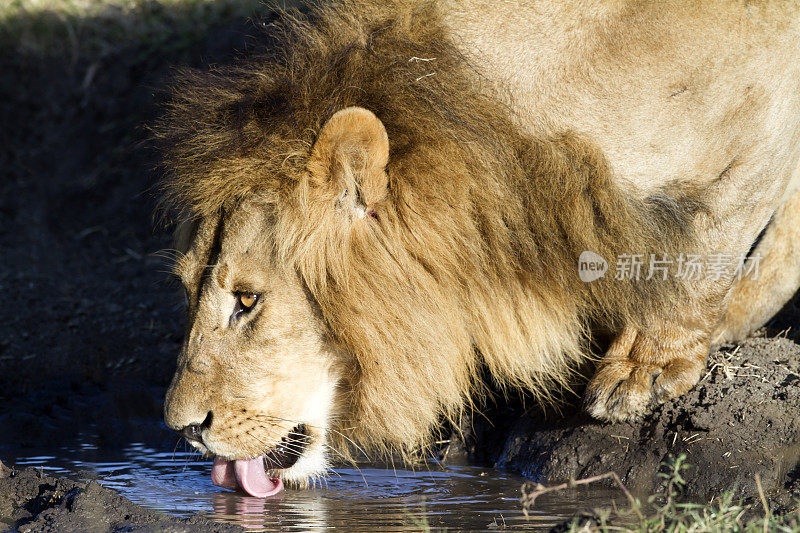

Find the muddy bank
[[0, 463, 242, 532], [453, 324, 800, 504]]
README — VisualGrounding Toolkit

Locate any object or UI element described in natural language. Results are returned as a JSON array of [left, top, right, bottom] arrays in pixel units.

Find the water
[[11, 442, 619, 532]]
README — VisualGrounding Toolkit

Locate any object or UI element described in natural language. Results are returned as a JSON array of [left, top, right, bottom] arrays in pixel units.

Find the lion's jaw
[[163, 204, 341, 491]]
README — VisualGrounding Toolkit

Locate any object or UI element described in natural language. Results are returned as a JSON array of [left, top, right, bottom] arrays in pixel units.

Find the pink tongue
[[211, 457, 284, 497]]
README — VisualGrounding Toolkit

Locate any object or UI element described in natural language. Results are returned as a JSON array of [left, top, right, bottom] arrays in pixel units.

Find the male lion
[[159, 0, 800, 495]]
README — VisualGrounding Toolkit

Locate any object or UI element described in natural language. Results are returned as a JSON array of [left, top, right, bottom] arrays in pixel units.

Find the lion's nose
[[181, 425, 203, 442], [179, 411, 212, 443]]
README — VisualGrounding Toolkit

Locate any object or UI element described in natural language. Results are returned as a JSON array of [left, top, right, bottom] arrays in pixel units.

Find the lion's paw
[[584, 360, 660, 422], [650, 358, 705, 405], [584, 356, 704, 422]]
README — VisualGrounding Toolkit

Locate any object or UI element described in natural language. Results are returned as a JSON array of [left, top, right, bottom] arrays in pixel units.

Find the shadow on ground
[[0, 2, 281, 529], [0, 0, 273, 457]]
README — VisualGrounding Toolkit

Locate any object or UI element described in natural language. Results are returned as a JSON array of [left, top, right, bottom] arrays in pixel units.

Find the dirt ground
[[1, 1, 799, 530], [449, 329, 800, 508]]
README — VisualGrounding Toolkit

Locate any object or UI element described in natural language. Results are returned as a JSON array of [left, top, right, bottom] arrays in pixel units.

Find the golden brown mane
[[156, 0, 701, 456]]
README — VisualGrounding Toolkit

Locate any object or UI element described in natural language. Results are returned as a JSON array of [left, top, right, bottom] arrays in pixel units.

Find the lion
[[158, 0, 800, 495]]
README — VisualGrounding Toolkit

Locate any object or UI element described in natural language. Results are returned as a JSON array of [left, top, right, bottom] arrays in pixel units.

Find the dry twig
[[520, 471, 643, 520]]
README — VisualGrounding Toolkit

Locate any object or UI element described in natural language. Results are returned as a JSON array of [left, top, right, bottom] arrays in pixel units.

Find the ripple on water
[[11, 442, 619, 532]]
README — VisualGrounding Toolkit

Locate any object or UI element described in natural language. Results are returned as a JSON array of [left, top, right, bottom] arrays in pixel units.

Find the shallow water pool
[[12, 442, 618, 532]]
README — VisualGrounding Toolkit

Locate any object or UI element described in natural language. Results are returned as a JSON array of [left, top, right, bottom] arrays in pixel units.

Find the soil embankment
[[0, 463, 243, 532], [449, 322, 800, 506]]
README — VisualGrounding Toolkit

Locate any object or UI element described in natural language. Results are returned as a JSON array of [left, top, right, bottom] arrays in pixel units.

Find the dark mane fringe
[[155, 0, 701, 452]]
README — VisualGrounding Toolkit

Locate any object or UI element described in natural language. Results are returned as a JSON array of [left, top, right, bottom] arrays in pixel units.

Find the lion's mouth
[[211, 424, 310, 498], [264, 423, 311, 469]]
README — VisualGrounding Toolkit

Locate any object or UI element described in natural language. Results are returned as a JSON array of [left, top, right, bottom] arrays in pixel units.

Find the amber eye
[[237, 293, 258, 311]]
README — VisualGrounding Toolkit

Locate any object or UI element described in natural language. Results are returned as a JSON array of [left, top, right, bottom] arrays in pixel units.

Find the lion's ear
[[307, 107, 389, 219]]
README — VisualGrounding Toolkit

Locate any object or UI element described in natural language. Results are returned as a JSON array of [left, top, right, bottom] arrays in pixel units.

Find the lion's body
[[446, 0, 800, 254], [160, 0, 800, 487], [442, 0, 800, 343]]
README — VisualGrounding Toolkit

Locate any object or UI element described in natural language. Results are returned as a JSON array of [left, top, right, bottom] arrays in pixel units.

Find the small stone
[[0, 460, 11, 479]]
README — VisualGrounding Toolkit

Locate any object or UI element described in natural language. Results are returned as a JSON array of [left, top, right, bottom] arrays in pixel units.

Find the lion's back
[[440, 0, 800, 198]]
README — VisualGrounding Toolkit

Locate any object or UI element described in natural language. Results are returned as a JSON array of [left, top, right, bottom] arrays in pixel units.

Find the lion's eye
[[237, 293, 258, 311]]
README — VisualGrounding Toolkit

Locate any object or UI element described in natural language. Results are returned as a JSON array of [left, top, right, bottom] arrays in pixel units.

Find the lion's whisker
[[248, 413, 370, 460], [171, 437, 183, 465], [248, 430, 308, 456], [326, 427, 370, 461], [323, 444, 369, 487]]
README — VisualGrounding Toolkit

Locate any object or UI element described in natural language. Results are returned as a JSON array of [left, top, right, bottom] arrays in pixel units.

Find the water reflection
[[210, 492, 326, 532], [201, 465, 535, 532], [10, 443, 619, 532]]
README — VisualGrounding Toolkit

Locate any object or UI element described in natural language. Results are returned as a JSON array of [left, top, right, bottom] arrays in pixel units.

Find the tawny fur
[[156, 0, 709, 460]]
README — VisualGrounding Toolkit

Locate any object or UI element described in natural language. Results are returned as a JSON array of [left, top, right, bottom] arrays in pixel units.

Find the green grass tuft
[[524, 455, 800, 532]]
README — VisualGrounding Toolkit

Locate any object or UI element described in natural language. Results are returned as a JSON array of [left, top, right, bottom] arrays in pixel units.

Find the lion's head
[[162, 101, 488, 494], [163, 201, 340, 492]]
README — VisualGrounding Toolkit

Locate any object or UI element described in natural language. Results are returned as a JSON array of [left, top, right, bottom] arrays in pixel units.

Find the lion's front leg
[[584, 319, 712, 422]]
